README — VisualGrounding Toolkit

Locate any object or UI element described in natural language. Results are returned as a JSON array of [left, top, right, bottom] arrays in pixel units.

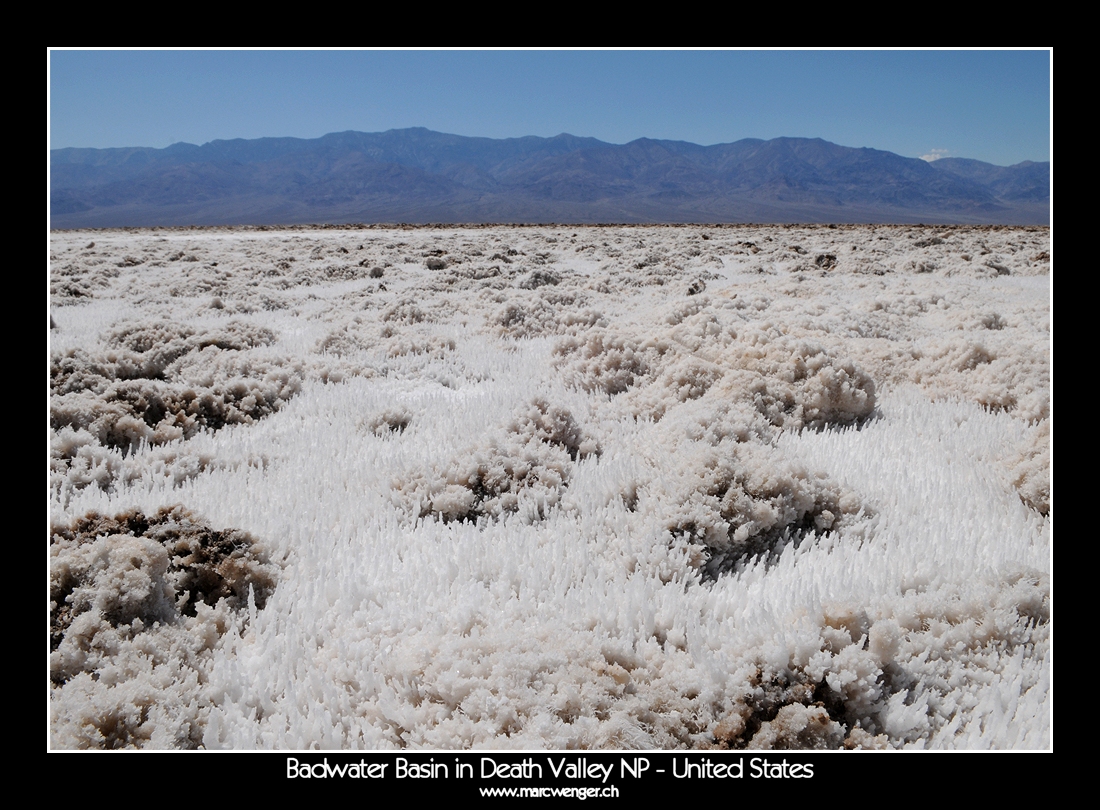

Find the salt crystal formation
[[49, 224, 1050, 749], [50, 506, 277, 748]]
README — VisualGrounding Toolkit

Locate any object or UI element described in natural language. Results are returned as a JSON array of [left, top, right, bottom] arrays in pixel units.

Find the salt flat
[[49, 224, 1050, 749]]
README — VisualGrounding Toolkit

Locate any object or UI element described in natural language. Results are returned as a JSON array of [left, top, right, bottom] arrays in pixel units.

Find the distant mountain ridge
[[50, 128, 1049, 227]]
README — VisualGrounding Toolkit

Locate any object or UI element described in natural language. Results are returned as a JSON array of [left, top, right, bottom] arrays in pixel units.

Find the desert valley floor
[[49, 224, 1050, 749]]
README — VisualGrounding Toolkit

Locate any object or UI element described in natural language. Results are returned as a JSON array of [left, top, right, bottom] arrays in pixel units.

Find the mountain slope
[[50, 129, 1050, 227]]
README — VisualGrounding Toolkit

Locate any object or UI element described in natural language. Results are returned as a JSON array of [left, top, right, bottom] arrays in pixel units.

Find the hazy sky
[[48, 49, 1051, 166]]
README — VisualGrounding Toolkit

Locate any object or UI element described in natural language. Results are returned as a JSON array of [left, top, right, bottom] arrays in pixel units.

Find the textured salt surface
[[49, 224, 1050, 749]]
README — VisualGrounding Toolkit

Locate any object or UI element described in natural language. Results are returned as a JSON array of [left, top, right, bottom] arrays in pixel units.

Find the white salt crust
[[50, 224, 1050, 749]]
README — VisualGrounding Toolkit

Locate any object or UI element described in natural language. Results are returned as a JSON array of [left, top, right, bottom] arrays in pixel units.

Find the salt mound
[[393, 400, 598, 523], [50, 506, 278, 749], [655, 443, 865, 579], [50, 320, 303, 499]]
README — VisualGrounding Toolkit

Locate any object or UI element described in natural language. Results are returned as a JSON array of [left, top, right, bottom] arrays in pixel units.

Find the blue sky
[[48, 49, 1051, 166]]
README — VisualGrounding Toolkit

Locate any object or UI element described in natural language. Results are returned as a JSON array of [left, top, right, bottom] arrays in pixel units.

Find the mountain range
[[50, 128, 1050, 227]]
